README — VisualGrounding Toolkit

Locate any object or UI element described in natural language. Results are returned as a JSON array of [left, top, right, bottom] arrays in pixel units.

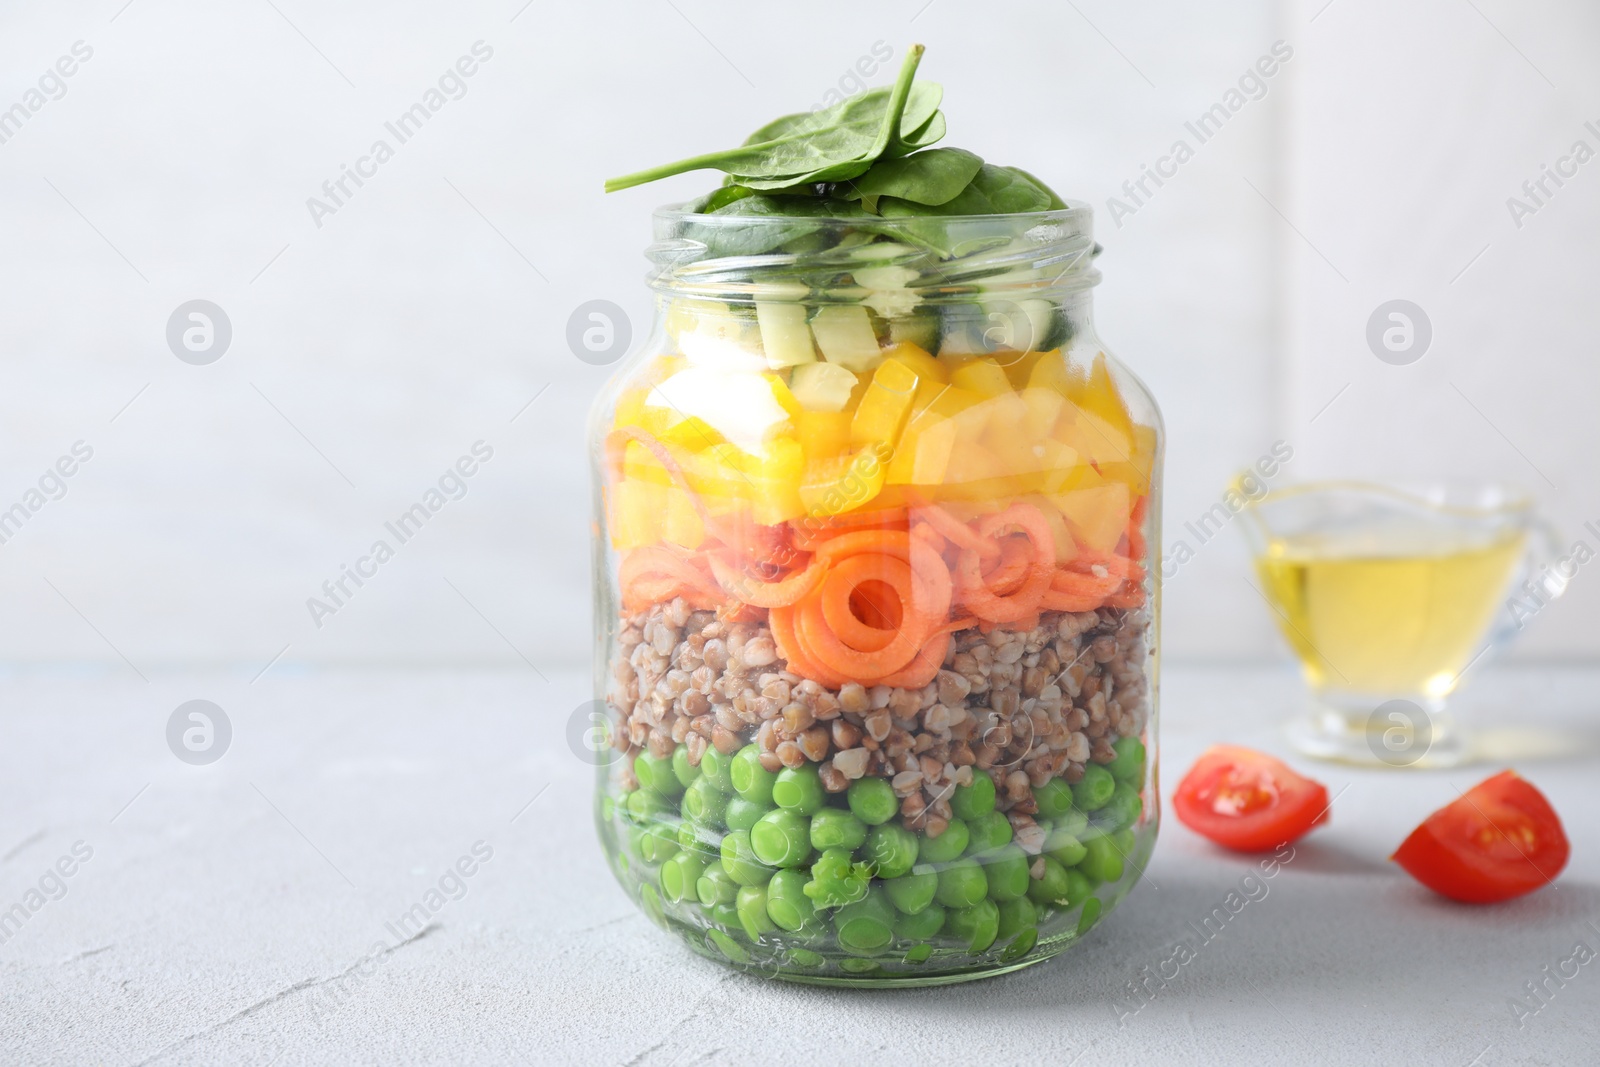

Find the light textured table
[[3, 664, 1598, 1066]]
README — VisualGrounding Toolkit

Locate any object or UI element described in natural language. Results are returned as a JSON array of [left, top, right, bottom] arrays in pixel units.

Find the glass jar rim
[[653, 198, 1096, 228], [645, 200, 1101, 303]]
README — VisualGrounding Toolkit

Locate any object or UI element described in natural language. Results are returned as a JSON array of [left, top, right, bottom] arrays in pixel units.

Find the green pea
[[895, 903, 946, 941], [804, 847, 870, 908], [964, 811, 1012, 855], [787, 947, 824, 967], [625, 788, 671, 823], [839, 957, 879, 974], [1044, 827, 1087, 869], [736, 884, 775, 940], [672, 746, 700, 789], [1093, 782, 1143, 833], [833, 888, 895, 953], [1052, 805, 1089, 839], [634, 752, 685, 800], [708, 906, 742, 936], [935, 858, 987, 908], [1077, 897, 1102, 935], [697, 864, 739, 907], [661, 852, 705, 904], [599, 795, 615, 823], [951, 769, 996, 821], [1063, 867, 1094, 907], [700, 747, 735, 793], [1072, 764, 1115, 812], [681, 776, 728, 827], [979, 844, 1030, 902], [638, 823, 679, 864], [917, 819, 968, 863], [750, 809, 813, 868], [723, 795, 771, 833], [730, 745, 776, 805], [1113, 828, 1137, 856], [676, 821, 717, 861], [772, 764, 825, 815], [1078, 833, 1125, 884], [1000, 926, 1039, 962], [847, 777, 898, 825], [943, 898, 999, 953], [995, 896, 1037, 939], [640, 883, 666, 928], [719, 829, 774, 886], [1027, 856, 1072, 906], [764, 869, 817, 931], [883, 865, 938, 914], [1032, 778, 1075, 820], [809, 808, 867, 851], [864, 823, 919, 879], [903, 942, 933, 964], [1108, 736, 1146, 784]]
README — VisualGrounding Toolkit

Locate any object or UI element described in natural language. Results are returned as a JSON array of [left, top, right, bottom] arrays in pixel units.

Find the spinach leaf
[[606, 47, 933, 193], [887, 110, 946, 156], [678, 193, 867, 258], [844, 147, 984, 209], [742, 80, 942, 152]]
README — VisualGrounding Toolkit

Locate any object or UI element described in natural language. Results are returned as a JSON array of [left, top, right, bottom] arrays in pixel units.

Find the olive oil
[[1255, 524, 1526, 698]]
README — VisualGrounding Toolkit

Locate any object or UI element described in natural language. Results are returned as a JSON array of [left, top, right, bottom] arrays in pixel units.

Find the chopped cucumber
[[810, 305, 883, 373], [755, 302, 817, 369], [937, 297, 1066, 356], [854, 265, 919, 290], [789, 362, 859, 412], [846, 241, 920, 262]]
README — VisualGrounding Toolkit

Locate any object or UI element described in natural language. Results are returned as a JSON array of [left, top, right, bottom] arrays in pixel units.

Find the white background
[[0, 0, 1595, 674]]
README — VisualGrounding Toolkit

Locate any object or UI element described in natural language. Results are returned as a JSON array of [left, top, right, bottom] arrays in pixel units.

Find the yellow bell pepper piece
[[662, 487, 706, 549], [622, 439, 675, 488], [849, 357, 920, 450], [879, 341, 947, 384], [607, 479, 665, 549], [1067, 352, 1135, 445], [1049, 482, 1132, 554], [885, 415, 959, 486], [797, 410, 852, 461], [612, 387, 650, 431], [658, 414, 723, 452], [799, 446, 888, 516], [949, 357, 1012, 400], [1020, 387, 1066, 441], [764, 373, 803, 420], [1026, 352, 1074, 397]]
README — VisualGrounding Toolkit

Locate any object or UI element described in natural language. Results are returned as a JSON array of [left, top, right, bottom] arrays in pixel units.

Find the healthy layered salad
[[594, 45, 1160, 982]]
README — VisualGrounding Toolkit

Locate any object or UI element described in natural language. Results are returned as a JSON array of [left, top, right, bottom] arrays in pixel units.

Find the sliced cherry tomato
[[1392, 770, 1568, 904], [1173, 745, 1330, 852]]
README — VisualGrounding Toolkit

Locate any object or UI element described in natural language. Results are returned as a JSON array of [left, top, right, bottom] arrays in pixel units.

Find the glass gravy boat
[[1236, 479, 1563, 767]]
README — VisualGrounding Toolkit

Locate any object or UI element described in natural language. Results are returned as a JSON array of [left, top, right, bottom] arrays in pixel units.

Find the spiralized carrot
[[955, 503, 1055, 624], [769, 605, 848, 687], [619, 546, 722, 612], [1127, 495, 1149, 562], [873, 630, 949, 689], [820, 554, 911, 654], [976, 537, 1032, 596], [1050, 568, 1125, 599], [708, 551, 824, 608], [910, 504, 1001, 564], [815, 529, 912, 564]]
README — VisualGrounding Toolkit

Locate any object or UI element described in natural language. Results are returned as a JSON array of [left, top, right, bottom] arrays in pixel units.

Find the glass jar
[[589, 202, 1163, 985]]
